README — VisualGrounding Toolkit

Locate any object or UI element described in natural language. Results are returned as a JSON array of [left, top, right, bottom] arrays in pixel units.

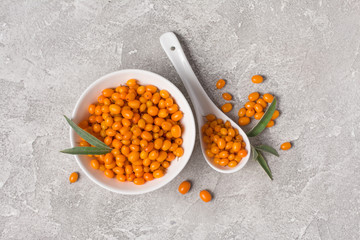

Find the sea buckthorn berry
[[102, 88, 114, 97], [98, 95, 105, 103], [221, 103, 233, 113], [95, 105, 102, 115], [158, 109, 169, 118], [167, 104, 179, 113], [160, 89, 170, 98], [238, 149, 248, 158], [134, 177, 145, 185], [137, 86, 145, 95], [254, 104, 263, 113], [151, 93, 161, 104], [238, 108, 246, 117], [219, 158, 229, 166], [165, 98, 174, 107], [113, 167, 124, 175], [254, 112, 264, 120], [69, 172, 78, 183], [109, 104, 121, 115], [248, 92, 260, 101], [104, 169, 115, 178], [245, 101, 255, 109], [88, 104, 95, 114], [216, 79, 226, 89], [143, 172, 154, 181], [271, 110, 280, 120], [251, 75, 263, 84], [178, 181, 191, 195], [206, 114, 216, 121], [222, 93, 232, 101], [246, 108, 255, 117], [228, 160, 238, 168], [128, 100, 140, 109], [171, 111, 183, 121], [199, 190, 212, 202], [122, 109, 134, 119], [238, 117, 250, 126], [90, 159, 100, 169], [153, 169, 164, 178], [266, 120, 275, 128], [171, 125, 182, 138], [256, 98, 267, 109], [126, 79, 137, 87], [80, 141, 90, 147], [217, 138, 226, 149], [146, 85, 157, 93], [174, 147, 184, 157], [263, 93, 274, 103]]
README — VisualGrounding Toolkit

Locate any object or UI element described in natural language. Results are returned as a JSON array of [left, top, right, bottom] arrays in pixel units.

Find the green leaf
[[255, 145, 279, 157], [251, 145, 258, 160], [256, 150, 273, 180], [64, 115, 111, 149], [60, 147, 112, 155], [247, 97, 277, 137]]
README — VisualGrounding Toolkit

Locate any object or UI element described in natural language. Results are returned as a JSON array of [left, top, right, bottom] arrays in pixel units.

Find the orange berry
[[238, 149, 247, 158], [256, 98, 267, 108], [254, 104, 263, 113], [153, 169, 164, 178], [199, 190, 212, 202], [238, 108, 246, 117], [266, 120, 275, 128], [254, 112, 264, 120], [171, 125, 182, 138], [228, 160, 238, 168], [271, 110, 280, 120], [245, 101, 255, 109], [251, 75, 263, 84], [178, 181, 191, 195], [238, 117, 250, 126], [104, 169, 115, 178], [69, 172, 78, 183], [116, 174, 126, 182], [171, 111, 183, 121], [143, 172, 154, 181], [246, 108, 255, 117], [90, 159, 100, 169], [263, 93, 274, 103], [248, 92, 260, 101], [216, 79, 226, 89], [221, 103, 232, 113], [222, 93, 232, 101], [102, 88, 114, 97], [134, 177, 145, 185]]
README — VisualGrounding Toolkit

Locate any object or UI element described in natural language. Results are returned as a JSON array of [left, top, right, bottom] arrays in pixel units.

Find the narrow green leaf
[[247, 98, 277, 137], [255, 145, 279, 157], [64, 115, 111, 149], [251, 145, 258, 160], [256, 150, 273, 180], [60, 147, 112, 155]]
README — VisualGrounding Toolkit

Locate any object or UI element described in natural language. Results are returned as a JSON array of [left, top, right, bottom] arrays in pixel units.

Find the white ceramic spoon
[[160, 32, 251, 173]]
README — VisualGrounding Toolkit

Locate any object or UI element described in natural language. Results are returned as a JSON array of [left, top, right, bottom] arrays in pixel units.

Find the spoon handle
[[160, 32, 213, 119]]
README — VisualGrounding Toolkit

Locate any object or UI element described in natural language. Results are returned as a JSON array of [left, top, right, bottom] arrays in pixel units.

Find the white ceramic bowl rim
[[70, 69, 196, 194]]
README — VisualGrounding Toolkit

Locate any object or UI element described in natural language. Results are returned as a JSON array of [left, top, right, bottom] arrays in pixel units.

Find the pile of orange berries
[[215, 77, 279, 127], [78, 79, 185, 185], [238, 92, 279, 127], [202, 114, 247, 168]]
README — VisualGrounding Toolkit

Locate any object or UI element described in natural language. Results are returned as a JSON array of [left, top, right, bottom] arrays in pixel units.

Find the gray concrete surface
[[1, 0, 360, 239]]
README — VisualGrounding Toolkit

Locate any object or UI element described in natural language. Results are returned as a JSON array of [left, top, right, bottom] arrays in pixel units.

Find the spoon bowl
[[160, 32, 251, 173]]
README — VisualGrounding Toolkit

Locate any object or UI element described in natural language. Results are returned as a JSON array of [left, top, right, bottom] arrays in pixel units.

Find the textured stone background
[[1, 0, 360, 239]]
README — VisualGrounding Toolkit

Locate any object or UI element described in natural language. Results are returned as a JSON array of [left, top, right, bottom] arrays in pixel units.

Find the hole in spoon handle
[[160, 32, 214, 118]]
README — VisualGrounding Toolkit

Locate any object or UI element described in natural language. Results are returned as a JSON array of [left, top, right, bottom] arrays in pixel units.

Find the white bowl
[[70, 69, 196, 194]]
